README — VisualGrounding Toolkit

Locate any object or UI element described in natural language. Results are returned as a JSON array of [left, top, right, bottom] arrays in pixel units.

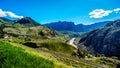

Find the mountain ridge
[[44, 21, 111, 32]]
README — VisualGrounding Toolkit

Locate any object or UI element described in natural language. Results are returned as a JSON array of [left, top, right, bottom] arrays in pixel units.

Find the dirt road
[[68, 38, 78, 49]]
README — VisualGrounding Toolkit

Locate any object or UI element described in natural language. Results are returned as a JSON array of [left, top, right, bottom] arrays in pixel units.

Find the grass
[[10, 41, 73, 68], [27, 39, 75, 55], [0, 41, 70, 68]]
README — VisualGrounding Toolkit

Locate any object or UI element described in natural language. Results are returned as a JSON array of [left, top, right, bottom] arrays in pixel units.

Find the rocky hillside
[[78, 19, 120, 58]]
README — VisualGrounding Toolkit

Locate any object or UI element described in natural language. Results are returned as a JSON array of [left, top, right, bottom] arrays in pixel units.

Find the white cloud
[[113, 8, 120, 12], [89, 9, 113, 18], [5, 12, 23, 19], [0, 9, 23, 19], [89, 8, 120, 19], [113, 8, 120, 13], [0, 9, 6, 17]]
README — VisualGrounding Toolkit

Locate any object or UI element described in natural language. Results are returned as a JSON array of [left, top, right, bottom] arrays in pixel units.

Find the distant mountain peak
[[44, 21, 75, 31], [15, 17, 40, 26]]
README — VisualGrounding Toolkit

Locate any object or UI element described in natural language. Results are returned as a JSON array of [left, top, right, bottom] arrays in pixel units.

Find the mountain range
[[44, 21, 111, 32]]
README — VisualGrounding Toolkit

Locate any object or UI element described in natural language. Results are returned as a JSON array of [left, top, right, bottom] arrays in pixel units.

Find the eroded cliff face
[[78, 19, 120, 58]]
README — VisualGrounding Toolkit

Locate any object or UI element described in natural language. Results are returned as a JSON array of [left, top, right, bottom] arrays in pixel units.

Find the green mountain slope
[[0, 41, 73, 68], [0, 17, 56, 39]]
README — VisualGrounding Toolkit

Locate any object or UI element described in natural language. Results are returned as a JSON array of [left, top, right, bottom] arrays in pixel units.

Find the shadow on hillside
[[23, 42, 38, 48]]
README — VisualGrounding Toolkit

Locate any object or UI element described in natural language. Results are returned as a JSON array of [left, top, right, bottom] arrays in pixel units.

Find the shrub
[[110, 56, 118, 60], [97, 54, 105, 57], [77, 48, 88, 58]]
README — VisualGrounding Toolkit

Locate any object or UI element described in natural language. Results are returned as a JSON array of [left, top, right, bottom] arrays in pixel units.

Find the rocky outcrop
[[78, 19, 120, 58]]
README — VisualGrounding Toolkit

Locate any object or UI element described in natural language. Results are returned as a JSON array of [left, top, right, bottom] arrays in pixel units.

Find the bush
[[111, 56, 118, 60], [7, 38, 25, 44], [77, 48, 88, 58], [97, 54, 105, 57]]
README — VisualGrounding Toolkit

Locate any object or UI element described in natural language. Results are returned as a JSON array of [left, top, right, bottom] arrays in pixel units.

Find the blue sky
[[0, 0, 120, 24]]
